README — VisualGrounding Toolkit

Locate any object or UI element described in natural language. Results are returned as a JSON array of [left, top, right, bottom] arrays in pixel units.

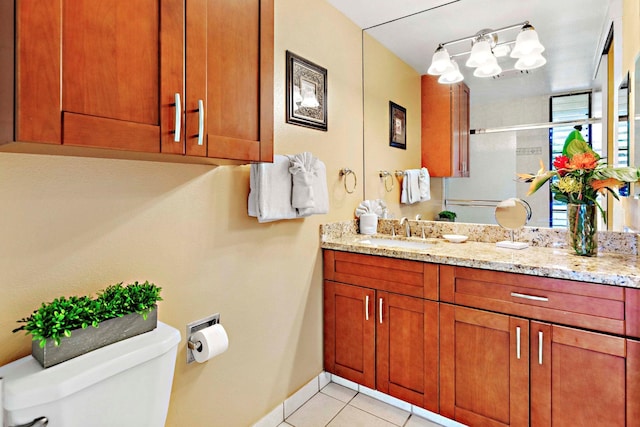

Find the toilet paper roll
[[359, 213, 378, 235], [191, 324, 229, 363]]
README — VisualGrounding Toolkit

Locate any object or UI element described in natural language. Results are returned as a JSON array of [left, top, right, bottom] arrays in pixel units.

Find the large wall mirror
[[361, 0, 629, 229]]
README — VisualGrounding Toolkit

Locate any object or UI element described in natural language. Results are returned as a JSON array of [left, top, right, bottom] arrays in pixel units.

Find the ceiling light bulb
[[511, 24, 545, 58], [466, 39, 493, 68], [438, 60, 464, 84], [473, 56, 502, 77], [514, 52, 547, 70], [428, 46, 455, 75]]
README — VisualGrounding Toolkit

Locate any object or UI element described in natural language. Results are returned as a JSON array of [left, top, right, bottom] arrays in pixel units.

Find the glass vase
[[566, 203, 597, 256]]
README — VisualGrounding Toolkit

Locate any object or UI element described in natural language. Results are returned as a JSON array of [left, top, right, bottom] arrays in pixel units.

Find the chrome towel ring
[[379, 170, 394, 192], [339, 168, 357, 194]]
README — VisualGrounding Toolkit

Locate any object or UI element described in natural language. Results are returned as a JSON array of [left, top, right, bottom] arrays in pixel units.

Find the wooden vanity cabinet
[[9, 0, 273, 163], [440, 265, 639, 426], [420, 74, 470, 177], [323, 250, 439, 412]]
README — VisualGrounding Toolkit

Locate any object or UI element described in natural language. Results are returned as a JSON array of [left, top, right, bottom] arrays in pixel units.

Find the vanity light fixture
[[428, 21, 545, 84]]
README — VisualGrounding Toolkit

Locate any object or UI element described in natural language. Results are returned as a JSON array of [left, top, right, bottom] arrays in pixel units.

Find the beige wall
[[363, 33, 444, 220], [0, 1, 364, 426]]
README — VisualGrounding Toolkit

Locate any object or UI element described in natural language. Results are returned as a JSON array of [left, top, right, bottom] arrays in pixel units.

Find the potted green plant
[[13, 281, 162, 368], [437, 210, 457, 222]]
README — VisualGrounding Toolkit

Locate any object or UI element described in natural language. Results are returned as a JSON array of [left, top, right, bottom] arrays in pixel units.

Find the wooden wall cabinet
[[5, 0, 273, 163], [323, 250, 439, 412], [440, 265, 640, 427], [420, 74, 469, 177]]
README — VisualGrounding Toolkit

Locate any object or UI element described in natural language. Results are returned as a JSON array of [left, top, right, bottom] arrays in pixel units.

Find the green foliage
[[437, 210, 457, 221], [13, 281, 162, 348]]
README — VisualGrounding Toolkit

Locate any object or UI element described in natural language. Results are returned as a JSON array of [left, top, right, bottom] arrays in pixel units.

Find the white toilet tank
[[0, 321, 180, 427]]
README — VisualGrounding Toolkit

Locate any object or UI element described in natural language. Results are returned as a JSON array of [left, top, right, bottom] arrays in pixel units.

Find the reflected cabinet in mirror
[[362, 0, 635, 230]]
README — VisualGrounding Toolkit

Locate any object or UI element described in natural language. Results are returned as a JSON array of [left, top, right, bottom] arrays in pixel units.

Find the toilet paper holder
[[186, 313, 220, 364]]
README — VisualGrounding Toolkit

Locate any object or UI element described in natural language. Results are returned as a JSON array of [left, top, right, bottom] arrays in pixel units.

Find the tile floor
[[278, 383, 444, 427]]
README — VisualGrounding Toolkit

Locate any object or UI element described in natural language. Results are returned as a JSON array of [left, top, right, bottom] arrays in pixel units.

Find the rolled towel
[[419, 167, 431, 201], [287, 152, 317, 209]]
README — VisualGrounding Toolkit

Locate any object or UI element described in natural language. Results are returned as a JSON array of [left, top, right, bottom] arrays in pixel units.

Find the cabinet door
[[376, 292, 438, 412], [453, 83, 470, 177], [186, 0, 273, 162], [440, 304, 529, 427], [324, 281, 375, 389], [420, 75, 470, 177], [16, 0, 183, 152], [530, 322, 626, 426]]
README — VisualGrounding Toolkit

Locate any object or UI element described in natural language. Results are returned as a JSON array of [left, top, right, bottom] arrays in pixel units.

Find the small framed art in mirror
[[389, 101, 406, 149]]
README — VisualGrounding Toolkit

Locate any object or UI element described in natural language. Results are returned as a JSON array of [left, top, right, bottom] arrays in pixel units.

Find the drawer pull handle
[[511, 292, 549, 302], [197, 99, 205, 146], [379, 298, 383, 324], [365, 295, 369, 321], [516, 326, 521, 360], [538, 331, 544, 365], [173, 93, 182, 142]]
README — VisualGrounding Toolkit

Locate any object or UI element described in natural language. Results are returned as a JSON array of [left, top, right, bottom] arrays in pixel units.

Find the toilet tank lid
[[0, 321, 181, 411]]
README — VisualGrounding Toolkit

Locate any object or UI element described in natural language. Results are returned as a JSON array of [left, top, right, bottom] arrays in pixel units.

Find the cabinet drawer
[[323, 250, 437, 299], [440, 265, 625, 335]]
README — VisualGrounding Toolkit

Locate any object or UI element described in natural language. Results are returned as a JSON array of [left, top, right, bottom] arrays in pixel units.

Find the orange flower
[[569, 152, 598, 170], [590, 178, 623, 193]]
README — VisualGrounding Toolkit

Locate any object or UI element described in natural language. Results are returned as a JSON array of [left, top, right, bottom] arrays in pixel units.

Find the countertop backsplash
[[320, 219, 639, 256]]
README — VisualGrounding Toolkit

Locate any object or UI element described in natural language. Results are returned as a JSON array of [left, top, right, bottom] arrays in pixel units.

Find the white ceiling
[[325, 0, 612, 104]]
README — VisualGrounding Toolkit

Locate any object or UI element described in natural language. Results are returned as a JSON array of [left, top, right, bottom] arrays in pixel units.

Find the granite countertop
[[321, 220, 640, 288]]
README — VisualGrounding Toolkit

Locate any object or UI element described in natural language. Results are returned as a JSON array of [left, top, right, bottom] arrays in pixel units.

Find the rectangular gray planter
[[32, 307, 158, 368]]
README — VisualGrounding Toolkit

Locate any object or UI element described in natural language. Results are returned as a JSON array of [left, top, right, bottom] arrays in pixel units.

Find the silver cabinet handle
[[174, 93, 182, 142], [365, 295, 369, 321], [379, 298, 383, 324], [197, 99, 204, 146], [516, 326, 521, 359], [538, 331, 544, 365], [9, 417, 49, 427], [511, 292, 549, 302]]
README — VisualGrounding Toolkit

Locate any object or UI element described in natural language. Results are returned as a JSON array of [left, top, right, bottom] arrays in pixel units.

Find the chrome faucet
[[399, 217, 410, 237]]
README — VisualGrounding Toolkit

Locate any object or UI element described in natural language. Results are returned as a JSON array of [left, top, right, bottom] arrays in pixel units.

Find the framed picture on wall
[[389, 101, 406, 149], [286, 51, 328, 131]]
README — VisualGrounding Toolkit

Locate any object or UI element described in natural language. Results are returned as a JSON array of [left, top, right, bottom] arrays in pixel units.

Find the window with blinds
[[549, 93, 596, 228]]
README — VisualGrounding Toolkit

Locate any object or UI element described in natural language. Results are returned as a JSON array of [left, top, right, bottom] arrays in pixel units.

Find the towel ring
[[339, 168, 357, 194], [379, 171, 394, 193]]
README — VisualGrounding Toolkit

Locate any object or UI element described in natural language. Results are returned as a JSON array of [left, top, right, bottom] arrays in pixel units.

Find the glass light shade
[[428, 47, 455, 75], [511, 26, 545, 58], [438, 60, 464, 84], [473, 55, 502, 77], [466, 39, 493, 68], [514, 52, 547, 70]]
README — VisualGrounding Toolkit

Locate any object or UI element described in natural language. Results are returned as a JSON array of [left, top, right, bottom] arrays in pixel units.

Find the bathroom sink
[[358, 237, 435, 250]]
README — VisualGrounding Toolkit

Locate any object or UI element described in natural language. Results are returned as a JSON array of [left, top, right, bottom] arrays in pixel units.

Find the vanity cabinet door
[[16, 0, 183, 152], [324, 280, 375, 389], [376, 292, 438, 412], [440, 304, 529, 427], [185, 0, 273, 162], [530, 322, 627, 426], [420, 74, 470, 177]]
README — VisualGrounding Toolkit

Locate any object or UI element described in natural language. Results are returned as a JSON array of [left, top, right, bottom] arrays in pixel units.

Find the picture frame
[[389, 101, 406, 149], [286, 51, 328, 131]]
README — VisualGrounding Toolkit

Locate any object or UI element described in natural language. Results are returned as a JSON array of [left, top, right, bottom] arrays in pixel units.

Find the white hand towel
[[287, 152, 316, 209], [401, 170, 421, 204], [297, 159, 329, 217], [248, 155, 297, 222], [419, 167, 431, 201]]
